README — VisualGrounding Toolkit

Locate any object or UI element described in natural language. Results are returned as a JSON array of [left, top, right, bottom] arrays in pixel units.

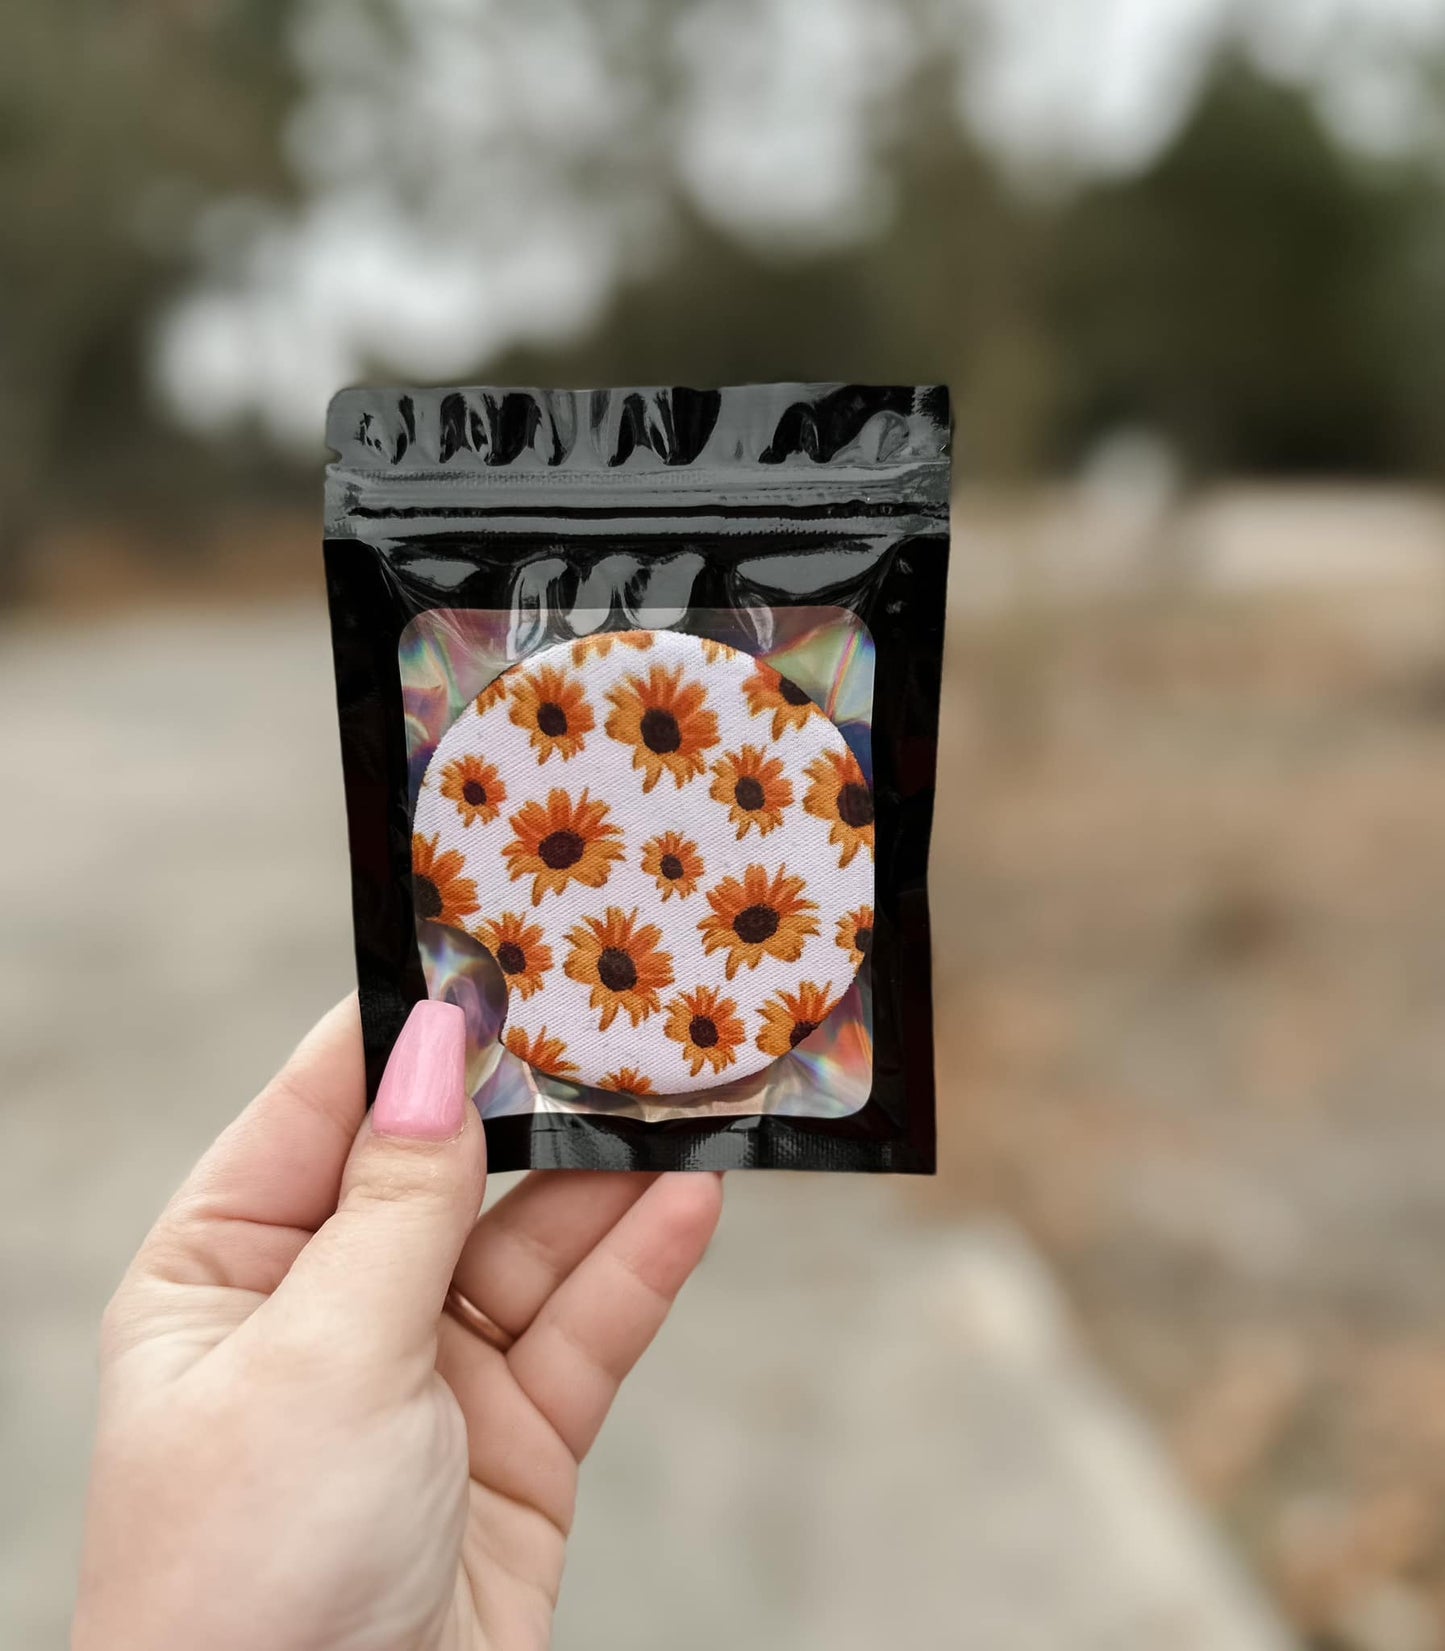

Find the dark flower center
[[597, 946, 638, 993], [778, 676, 812, 706], [539, 829, 584, 870], [734, 776, 766, 812], [641, 707, 682, 754], [495, 941, 527, 975], [689, 1015, 719, 1048], [838, 783, 874, 829], [536, 701, 569, 738], [733, 904, 779, 945], [855, 925, 873, 958], [789, 1020, 818, 1048], [659, 853, 685, 881], [462, 779, 488, 807], [414, 875, 443, 920]]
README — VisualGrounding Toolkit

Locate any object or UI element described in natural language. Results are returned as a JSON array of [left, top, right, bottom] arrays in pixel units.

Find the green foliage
[[1048, 54, 1444, 476], [496, 51, 1445, 482], [0, 0, 298, 586], [5, 13, 1445, 599], [484, 68, 1056, 479]]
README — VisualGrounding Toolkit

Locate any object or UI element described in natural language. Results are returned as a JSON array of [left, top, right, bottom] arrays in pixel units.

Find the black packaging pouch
[[325, 383, 949, 1173]]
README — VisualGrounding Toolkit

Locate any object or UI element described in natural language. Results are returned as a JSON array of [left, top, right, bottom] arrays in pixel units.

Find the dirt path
[[0, 602, 1291, 1650]]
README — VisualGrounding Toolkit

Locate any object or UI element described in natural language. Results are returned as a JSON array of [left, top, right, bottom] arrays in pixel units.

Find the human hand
[[72, 997, 723, 1651]]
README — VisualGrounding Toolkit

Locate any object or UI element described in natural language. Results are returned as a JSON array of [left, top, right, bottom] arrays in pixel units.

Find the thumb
[[260, 1000, 486, 1372]]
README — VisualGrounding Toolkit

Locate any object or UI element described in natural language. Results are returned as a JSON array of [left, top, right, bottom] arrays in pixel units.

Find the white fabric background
[[412, 629, 873, 1093]]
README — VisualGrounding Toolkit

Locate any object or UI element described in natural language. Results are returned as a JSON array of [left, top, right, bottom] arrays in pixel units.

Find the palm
[[439, 1168, 721, 1648], [85, 1002, 720, 1651], [457, 1478, 568, 1650], [453, 1358, 573, 1650]]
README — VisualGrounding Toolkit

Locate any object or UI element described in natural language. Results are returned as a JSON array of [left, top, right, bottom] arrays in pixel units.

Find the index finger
[[505, 1172, 724, 1459]]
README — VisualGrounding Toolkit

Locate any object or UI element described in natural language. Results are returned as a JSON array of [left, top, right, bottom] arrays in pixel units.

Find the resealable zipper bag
[[325, 382, 949, 1172]]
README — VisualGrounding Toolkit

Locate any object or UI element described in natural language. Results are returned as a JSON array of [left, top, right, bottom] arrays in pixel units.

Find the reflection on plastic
[[404, 606, 876, 1123]]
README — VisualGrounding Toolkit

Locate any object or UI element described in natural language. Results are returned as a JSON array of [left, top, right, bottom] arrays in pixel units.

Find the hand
[[72, 997, 723, 1651]]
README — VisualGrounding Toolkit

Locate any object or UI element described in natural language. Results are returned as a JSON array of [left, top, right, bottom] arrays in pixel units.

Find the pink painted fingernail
[[373, 1001, 468, 1140]]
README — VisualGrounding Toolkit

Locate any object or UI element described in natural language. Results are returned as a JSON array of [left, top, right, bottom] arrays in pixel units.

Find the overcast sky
[[156, 0, 1445, 444]]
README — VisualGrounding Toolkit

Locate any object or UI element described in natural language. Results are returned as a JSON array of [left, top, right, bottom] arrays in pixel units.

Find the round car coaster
[[411, 629, 875, 1096]]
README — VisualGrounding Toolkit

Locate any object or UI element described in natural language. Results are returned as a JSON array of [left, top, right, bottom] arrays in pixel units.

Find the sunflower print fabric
[[411, 629, 873, 1095]]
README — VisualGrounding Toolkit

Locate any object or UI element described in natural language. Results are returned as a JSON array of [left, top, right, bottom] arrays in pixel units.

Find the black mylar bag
[[325, 383, 949, 1173]]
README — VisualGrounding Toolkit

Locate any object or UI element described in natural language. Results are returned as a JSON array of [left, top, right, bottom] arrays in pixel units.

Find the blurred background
[[5, 1, 1445, 1647]]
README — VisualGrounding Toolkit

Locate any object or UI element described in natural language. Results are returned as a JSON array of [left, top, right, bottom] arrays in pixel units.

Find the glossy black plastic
[[325, 383, 950, 1172]]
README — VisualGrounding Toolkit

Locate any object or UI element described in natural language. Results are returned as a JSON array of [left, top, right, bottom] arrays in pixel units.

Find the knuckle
[[349, 1149, 451, 1209], [341, 1144, 480, 1232]]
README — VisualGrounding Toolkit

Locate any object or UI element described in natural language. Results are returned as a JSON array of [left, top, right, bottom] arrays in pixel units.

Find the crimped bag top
[[411, 629, 875, 1095]]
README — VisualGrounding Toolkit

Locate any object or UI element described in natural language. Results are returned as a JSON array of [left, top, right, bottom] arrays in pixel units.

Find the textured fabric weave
[[411, 629, 874, 1095]]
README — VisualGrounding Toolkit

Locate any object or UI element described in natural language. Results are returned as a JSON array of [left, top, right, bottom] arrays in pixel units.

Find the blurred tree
[[0, 1, 298, 593], [480, 59, 1053, 479], [7, 0, 1445, 613], [1370, 50, 1445, 480], [1048, 53, 1444, 477], [476, 45, 1445, 485]]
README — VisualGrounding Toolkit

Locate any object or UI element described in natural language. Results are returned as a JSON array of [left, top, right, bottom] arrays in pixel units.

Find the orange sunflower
[[709, 745, 794, 840], [411, 833, 480, 927], [699, 638, 737, 665], [640, 830, 704, 900], [597, 1067, 655, 1095], [697, 864, 820, 979], [439, 754, 506, 828], [571, 630, 654, 665], [563, 906, 674, 1032], [743, 662, 821, 739], [664, 985, 747, 1079], [502, 788, 625, 906], [475, 911, 552, 1000], [508, 662, 594, 763], [835, 904, 874, 970], [605, 662, 719, 792], [803, 748, 874, 868], [503, 1024, 578, 1079], [756, 982, 839, 1058], [474, 673, 511, 716]]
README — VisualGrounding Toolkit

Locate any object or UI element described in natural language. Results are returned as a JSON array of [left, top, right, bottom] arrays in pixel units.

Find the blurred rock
[[1331, 1582, 1441, 1651], [951, 483, 1445, 614], [560, 1186, 1296, 1651]]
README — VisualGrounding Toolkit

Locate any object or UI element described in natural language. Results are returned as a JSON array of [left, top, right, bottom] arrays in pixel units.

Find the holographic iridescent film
[[399, 607, 875, 1122]]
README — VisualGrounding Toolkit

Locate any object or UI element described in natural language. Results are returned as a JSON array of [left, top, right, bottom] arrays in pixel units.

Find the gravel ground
[[0, 598, 1292, 1650]]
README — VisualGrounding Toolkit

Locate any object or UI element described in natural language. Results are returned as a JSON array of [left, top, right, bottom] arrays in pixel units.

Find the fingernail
[[373, 1001, 468, 1141]]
